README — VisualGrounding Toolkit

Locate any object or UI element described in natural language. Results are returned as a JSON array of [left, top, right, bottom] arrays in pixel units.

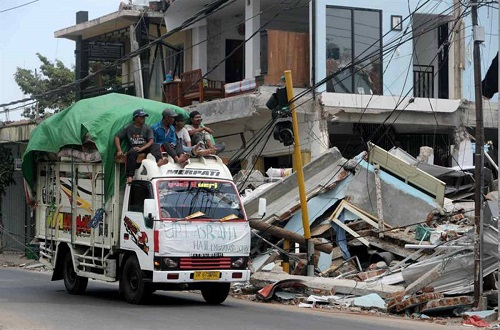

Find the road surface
[[0, 267, 467, 330]]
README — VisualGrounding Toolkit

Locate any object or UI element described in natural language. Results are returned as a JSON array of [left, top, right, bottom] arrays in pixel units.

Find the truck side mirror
[[258, 198, 267, 218], [143, 199, 157, 228]]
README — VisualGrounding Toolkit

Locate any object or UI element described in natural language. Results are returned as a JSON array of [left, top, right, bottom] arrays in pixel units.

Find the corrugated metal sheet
[[1, 143, 32, 252]]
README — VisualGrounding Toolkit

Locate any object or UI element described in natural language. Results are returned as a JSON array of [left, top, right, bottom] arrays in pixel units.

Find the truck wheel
[[63, 253, 88, 295], [201, 283, 230, 305], [121, 256, 146, 304]]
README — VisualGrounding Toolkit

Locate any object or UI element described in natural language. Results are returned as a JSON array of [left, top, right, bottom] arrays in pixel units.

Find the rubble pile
[[238, 144, 500, 326]]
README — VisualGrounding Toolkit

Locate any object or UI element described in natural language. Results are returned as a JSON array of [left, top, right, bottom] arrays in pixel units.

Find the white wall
[[314, 0, 498, 101]]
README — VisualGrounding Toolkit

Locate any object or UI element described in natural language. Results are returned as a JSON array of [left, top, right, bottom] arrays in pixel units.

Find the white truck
[[33, 153, 251, 304]]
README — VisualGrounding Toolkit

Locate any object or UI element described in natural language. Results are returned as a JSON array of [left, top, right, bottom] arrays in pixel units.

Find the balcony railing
[[413, 65, 434, 98]]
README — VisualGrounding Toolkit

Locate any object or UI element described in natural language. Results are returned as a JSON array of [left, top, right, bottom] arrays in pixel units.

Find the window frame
[[325, 5, 383, 95], [128, 180, 154, 213]]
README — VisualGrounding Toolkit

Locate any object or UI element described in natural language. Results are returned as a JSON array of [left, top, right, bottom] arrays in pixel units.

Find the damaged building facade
[[49, 0, 500, 173]]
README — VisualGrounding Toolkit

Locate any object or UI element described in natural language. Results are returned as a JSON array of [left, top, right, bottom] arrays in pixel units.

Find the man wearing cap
[[152, 108, 189, 166], [115, 109, 167, 184]]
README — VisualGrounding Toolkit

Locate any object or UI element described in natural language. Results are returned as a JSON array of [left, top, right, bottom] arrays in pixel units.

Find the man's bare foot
[[197, 148, 212, 157], [179, 160, 189, 168], [127, 177, 133, 185], [178, 153, 189, 162], [157, 158, 168, 166]]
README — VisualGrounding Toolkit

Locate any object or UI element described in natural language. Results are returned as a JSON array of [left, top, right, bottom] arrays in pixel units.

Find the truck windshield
[[157, 180, 244, 220]]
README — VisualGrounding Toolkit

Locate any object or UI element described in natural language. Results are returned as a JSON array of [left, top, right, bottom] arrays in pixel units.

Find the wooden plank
[[367, 142, 445, 206], [373, 165, 385, 237], [366, 236, 423, 259], [331, 218, 370, 246], [343, 203, 380, 229]]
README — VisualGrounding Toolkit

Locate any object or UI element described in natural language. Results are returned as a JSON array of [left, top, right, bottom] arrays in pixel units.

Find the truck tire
[[63, 253, 88, 295], [201, 283, 230, 305], [121, 256, 146, 304]]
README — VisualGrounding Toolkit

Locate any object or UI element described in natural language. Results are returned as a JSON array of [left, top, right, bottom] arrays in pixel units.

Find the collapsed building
[[237, 141, 499, 323]]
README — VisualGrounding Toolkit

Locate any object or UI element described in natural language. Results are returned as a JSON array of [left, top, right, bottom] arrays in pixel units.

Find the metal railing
[[413, 64, 434, 98]]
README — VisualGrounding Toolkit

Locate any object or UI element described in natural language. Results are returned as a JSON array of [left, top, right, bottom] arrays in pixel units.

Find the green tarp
[[22, 93, 188, 201]]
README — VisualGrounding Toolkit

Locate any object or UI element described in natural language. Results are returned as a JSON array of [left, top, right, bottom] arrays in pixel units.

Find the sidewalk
[[0, 251, 41, 268]]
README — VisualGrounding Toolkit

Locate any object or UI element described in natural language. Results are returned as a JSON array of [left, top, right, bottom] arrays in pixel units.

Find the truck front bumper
[[152, 269, 250, 283]]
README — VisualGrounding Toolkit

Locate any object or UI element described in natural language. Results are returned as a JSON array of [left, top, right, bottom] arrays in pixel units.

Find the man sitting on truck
[[152, 108, 190, 166], [114, 109, 167, 184], [174, 116, 212, 157], [185, 111, 225, 154]]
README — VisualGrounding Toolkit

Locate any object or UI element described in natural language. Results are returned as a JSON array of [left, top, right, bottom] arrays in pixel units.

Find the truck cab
[[117, 154, 251, 304]]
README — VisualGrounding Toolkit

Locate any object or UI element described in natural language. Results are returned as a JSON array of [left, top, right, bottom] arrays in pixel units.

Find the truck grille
[[179, 257, 231, 270]]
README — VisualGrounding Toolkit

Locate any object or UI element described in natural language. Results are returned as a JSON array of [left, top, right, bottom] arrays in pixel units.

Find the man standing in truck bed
[[114, 109, 167, 184]]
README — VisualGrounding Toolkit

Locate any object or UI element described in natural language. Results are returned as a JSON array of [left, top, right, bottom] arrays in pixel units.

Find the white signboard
[[158, 221, 251, 256]]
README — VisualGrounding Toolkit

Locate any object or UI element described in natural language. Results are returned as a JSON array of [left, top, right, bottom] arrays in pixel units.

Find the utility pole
[[453, 0, 462, 99], [284, 70, 314, 276], [497, 0, 500, 319], [471, 0, 485, 309]]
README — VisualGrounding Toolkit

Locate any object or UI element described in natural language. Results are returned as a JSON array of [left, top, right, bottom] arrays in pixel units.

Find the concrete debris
[[251, 271, 404, 297], [353, 293, 386, 311], [421, 296, 474, 314], [248, 250, 280, 273], [274, 291, 300, 301], [243, 144, 500, 321], [298, 302, 314, 308]]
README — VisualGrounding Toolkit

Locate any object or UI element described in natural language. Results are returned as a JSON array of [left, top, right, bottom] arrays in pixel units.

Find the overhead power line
[[0, 0, 38, 13], [0, 0, 237, 109]]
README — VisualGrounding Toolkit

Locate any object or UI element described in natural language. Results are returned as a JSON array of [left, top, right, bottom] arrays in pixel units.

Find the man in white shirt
[[185, 111, 225, 154], [175, 116, 212, 156]]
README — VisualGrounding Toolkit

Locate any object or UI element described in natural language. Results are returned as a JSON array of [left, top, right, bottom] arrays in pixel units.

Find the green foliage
[[14, 53, 76, 119], [14, 54, 124, 119], [0, 145, 15, 197]]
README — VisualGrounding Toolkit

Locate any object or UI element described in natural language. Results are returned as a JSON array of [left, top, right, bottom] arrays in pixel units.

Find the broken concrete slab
[[251, 271, 404, 297], [404, 262, 446, 295], [244, 147, 346, 222], [347, 151, 444, 228], [387, 292, 444, 313], [353, 293, 386, 311], [248, 250, 280, 273], [420, 296, 473, 314]]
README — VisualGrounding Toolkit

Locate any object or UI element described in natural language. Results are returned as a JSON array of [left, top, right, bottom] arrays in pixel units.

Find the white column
[[245, 0, 260, 79], [192, 24, 208, 75]]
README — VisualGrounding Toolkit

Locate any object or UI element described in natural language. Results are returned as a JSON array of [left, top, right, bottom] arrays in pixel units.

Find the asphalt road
[[0, 267, 466, 330]]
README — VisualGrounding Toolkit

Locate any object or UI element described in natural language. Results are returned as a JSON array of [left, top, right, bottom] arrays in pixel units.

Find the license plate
[[193, 271, 220, 280]]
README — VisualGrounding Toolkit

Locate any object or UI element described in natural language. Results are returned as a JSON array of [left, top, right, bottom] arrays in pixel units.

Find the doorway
[[225, 39, 244, 83], [437, 23, 449, 99]]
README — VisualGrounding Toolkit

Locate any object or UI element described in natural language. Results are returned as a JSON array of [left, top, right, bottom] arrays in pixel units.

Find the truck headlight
[[231, 257, 247, 268], [164, 258, 178, 268]]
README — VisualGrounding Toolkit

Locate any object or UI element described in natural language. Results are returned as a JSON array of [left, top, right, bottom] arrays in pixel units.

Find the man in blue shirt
[[152, 108, 189, 166]]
